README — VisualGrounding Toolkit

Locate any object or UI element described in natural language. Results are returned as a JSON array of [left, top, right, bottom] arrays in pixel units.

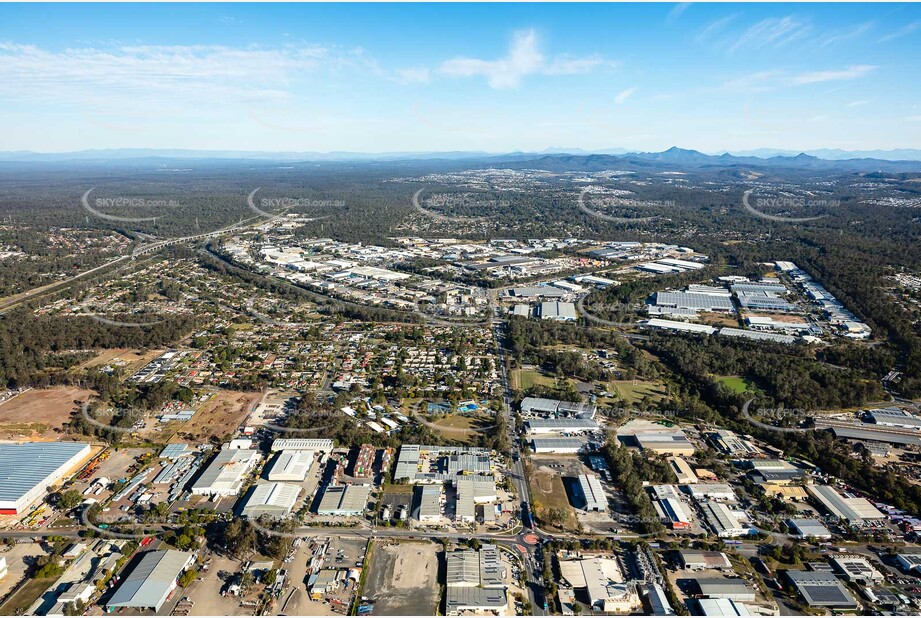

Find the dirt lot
[[0, 386, 95, 439], [0, 543, 48, 601], [184, 555, 254, 616], [77, 347, 165, 373], [164, 390, 261, 443], [361, 540, 441, 616], [528, 455, 581, 532]]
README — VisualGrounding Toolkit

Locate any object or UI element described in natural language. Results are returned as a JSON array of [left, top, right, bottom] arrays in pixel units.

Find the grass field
[[609, 379, 667, 404], [511, 369, 558, 391], [717, 375, 757, 393], [427, 413, 494, 444], [0, 577, 53, 615], [0, 386, 95, 439], [528, 471, 578, 532]]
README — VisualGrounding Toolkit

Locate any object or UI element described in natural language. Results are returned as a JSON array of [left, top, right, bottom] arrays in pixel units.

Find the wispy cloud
[[614, 87, 637, 104], [439, 29, 611, 90], [667, 3, 692, 24], [877, 20, 921, 43], [789, 64, 877, 85], [392, 67, 430, 84], [728, 16, 812, 54], [845, 100, 870, 108], [821, 21, 874, 47], [696, 13, 739, 44], [723, 64, 877, 91]]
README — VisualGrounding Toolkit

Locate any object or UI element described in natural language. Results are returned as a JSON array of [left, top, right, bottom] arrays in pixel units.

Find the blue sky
[[0, 2, 918, 153]]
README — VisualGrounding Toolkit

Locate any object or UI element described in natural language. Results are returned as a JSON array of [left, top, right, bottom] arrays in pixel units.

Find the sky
[[0, 2, 919, 154]]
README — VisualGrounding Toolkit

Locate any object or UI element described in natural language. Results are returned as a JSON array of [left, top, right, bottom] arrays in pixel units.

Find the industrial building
[[644, 318, 717, 335], [652, 290, 735, 313], [525, 418, 599, 434], [414, 484, 444, 523], [0, 441, 92, 515], [690, 598, 752, 616], [679, 551, 732, 571], [575, 474, 607, 512], [445, 546, 508, 615], [539, 301, 577, 321], [718, 327, 797, 345], [454, 477, 497, 523], [558, 557, 640, 613], [656, 498, 692, 530], [530, 437, 586, 454], [106, 550, 194, 612], [316, 483, 370, 516], [633, 430, 696, 456], [190, 448, 260, 497], [866, 407, 921, 430], [895, 553, 921, 575], [520, 397, 596, 418], [239, 482, 300, 519], [828, 555, 884, 584], [393, 444, 494, 483], [785, 517, 832, 539], [701, 502, 750, 538], [806, 485, 885, 524], [266, 449, 313, 482], [784, 569, 859, 609], [668, 457, 698, 484], [686, 483, 738, 502], [270, 438, 334, 452], [828, 425, 921, 447], [692, 579, 756, 603]]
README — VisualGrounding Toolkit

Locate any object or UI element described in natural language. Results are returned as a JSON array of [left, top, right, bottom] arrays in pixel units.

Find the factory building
[[520, 397, 596, 418], [784, 570, 858, 609], [445, 545, 508, 616], [692, 579, 756, 603], [530, 437, 586, 454], [0, 442, 92, 515], [656, 498, 692, 530], [316, 484, 370, 516], [270, 438, 334, 452], [413, 484, 444, 523], [576, 474, 607, 512], [266, 449, 313, 482], [106, 550, 194, 612], [786, 518, 833, 540], [525, 418, 599, 435], [867, 407, 921, 430], [239, 482, 300, 519], [454, 478, 497, 523], [190, 448, 260, 497], [668, 457, 698, 484], [806, 485, 885, 524], [540, 301, 577, 321], [634, 430, 696, 456], [690, 599, 752, 616], [678, 551, 732, 571], [701, 502, 751, 538], [558, 557, 640, 613]]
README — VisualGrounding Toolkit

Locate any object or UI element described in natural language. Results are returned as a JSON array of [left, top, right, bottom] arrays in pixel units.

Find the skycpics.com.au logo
[[81, 188, 177, 223], [247, 187, 343, 219], [742, 189, 835, 223]]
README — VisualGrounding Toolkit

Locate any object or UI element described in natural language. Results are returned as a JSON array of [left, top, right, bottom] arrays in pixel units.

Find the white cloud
[[667, 3, 692, 23], [614, 87, 637, 104], [393, 67, 431, 84], [0, 41, 348, 105], [696, 14, 739, 44], [789, 64, 877, 85], [723, 65, 877, 91], [877, 20, 921, 43], [439, 29, 610, 90], [845, 100, 870, 108], [821, 21, 874, 47], [728, 16, 812, 54]]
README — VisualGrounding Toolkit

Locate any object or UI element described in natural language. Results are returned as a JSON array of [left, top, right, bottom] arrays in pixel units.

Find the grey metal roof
[[785, 570, 858, 607], [654, 291, 734, 312], [530, 437, 586, 450], [830, 426, 921, 446], [0, 442, 90, 504], [525, 418, 598, 432], [107, 550, 192, 610], [719, 328, 797, 344], [240, 482, 300, 518]]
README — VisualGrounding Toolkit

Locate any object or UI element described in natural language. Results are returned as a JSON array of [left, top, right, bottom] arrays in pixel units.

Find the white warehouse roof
[[240, 482, 300, 519], [271, 438, 334, 452], [0, 442, 91, 514], [267, 450, 313, 482], [107, 550, 193, 611]]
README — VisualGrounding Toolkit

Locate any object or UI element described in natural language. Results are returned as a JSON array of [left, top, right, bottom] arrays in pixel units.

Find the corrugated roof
[[107, 550, 192, 610], [0, 442, 90, 504]]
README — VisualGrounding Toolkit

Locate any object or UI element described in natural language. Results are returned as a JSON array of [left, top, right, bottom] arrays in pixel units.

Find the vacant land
[[511, 368, 556, 391], [528, 463, 579, 532], [426, 413, 495, 444], [164, 390, 260, 442], [0, 576, 54, 616], [609, 379, 666, 404], [78, 347, 165, 373], [361, 540, 441, 616], [0, 386, 95, 439]]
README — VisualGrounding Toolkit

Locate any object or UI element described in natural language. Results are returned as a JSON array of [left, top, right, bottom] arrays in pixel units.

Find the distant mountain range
[[0, 146, 919, 172]]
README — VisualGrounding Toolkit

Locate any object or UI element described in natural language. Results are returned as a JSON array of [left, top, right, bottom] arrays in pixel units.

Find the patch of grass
[[512, 369, 556, 390], [528, 472, 578, 532], [716, 375, 756, 393], [609, 379, 666, 404], [0, 577, 54, 615]]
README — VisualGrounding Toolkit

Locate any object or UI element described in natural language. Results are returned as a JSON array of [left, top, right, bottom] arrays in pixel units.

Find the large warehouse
[[270, 438, 334, 452], [525, 418, 599, 435], [316, 483, 371, 516], [190, 448, 260, 497], [239, 482, 300, 519], [266, 449, 313, 482], [576, 473, 607, 512], [0, 442, 92, 515], [806, 485, 885, 524], [106, 550, 194, 612]]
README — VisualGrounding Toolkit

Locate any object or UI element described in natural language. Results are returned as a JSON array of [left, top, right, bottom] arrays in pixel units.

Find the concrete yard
[[361, 539, 441, 616]]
